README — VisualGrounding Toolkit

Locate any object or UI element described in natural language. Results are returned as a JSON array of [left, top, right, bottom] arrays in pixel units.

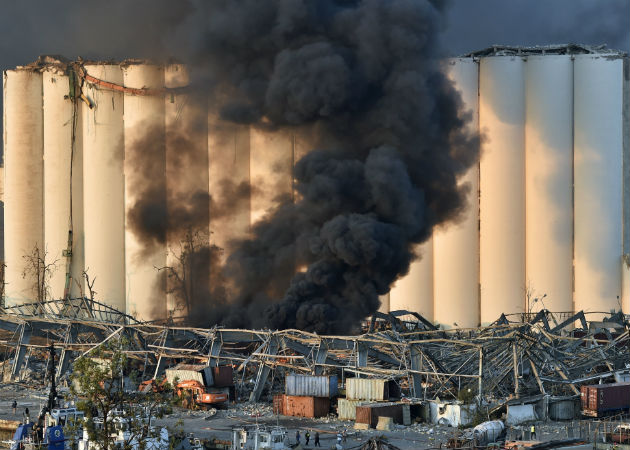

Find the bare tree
[[22, 246, 58, 306], [0, 261, 5, 309], [157, 228, 222, 319]]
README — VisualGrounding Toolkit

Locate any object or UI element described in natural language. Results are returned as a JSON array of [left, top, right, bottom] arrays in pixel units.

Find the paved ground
[[0, 384, 586, 450]]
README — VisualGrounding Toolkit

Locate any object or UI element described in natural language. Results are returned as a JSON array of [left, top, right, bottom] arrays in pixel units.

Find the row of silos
[[390, 50, 629, 327], [3, 50, 628, 326], [3, 60, 293, 321]]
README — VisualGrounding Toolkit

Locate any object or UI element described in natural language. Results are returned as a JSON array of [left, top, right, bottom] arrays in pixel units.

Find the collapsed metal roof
[[462, 43, 627, 58]]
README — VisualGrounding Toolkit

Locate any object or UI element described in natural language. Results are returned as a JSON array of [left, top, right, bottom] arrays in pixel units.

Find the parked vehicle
[[176, 380, 228, 409]]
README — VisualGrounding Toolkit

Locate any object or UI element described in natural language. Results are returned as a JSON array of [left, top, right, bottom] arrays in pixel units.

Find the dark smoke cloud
[[0, 0, 626, 332], [183, 0, 480, 333]]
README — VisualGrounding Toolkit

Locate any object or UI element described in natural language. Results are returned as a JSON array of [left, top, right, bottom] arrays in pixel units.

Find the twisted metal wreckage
[[0, 297, 629, 404]]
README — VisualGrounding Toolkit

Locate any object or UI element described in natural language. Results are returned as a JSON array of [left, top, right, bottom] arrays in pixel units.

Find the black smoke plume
[[179, 0, 481, 333]]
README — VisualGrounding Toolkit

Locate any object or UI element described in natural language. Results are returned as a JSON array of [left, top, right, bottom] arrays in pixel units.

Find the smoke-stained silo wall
[[524, 55, 574, 314], [165, 64, 209, 316], [250, 128, 293, 225], [389, 238, 434, 320], [479, 56, 526, 324], [123, 64, 166, 321], [621, 58, 630, 315], [82, 64, 125, 312], [573, 55, 624, 316], [208, 121, 251, 258], [43, 68, 85, 300], [3, 69, 44, 305], [433, 58, 480, 329]]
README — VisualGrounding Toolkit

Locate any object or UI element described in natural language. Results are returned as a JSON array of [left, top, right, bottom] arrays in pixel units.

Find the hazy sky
[[441, 0, 629, 55], [0, 0, 627, 71]]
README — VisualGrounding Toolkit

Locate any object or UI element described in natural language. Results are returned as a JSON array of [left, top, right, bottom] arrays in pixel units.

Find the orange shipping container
[[272, 395, 330, 418]]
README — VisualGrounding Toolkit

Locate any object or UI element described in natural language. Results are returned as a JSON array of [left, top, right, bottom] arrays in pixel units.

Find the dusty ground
[[0, 384, 583, 450]]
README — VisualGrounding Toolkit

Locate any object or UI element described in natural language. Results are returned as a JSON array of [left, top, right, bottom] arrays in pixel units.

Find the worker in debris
[[305, 430, 311, 445], [342, 428, 347, 442], [24, 407, 30, 423], [530, 424, 537, 439], [12, 400, 16, 415], [314, 431, 320, 447], [295, 430, 301, 445]]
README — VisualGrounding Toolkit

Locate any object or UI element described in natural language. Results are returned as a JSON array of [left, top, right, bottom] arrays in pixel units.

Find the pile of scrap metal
[[0, 299, 628, 407], [355, 437, 401, 450]]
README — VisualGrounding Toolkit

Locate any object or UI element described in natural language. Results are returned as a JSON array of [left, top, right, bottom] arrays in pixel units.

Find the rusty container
[[212, 366, 234, 387], [273, 394, 285, 415], [355, 402, 403, 428], [581, 383, 630, 416], [273, 395, 330, 418]]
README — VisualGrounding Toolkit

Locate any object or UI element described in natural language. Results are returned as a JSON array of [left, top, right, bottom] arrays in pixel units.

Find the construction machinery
[[175, 380, 228, 409]]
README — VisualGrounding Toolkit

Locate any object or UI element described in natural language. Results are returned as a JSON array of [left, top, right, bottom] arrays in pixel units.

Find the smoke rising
[[1, 0, 626, 331], [175, 0, 480, 333]]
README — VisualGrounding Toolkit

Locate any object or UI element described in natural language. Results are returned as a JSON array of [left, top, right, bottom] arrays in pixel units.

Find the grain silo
[[82, 64, 126, 313], [432, 57, 480, 329], [164, 64, 210, 316], [43, 65, 84, 300], [573, 54, 625, 315], [3, 68, 44, 306], [524, 55, 573, 314], [389, 45, 629, 325]]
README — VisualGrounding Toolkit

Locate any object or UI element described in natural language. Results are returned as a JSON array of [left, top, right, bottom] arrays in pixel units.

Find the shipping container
[[272, 395, 330, 418], [346, 378, 389, 401], [165, 364, 213, 387], [212, 366, 234, 387], [355, 402, 404, 429], [285, 374, 338, 398], [337, 399, 369, 420], [581, 383, 630, 417]]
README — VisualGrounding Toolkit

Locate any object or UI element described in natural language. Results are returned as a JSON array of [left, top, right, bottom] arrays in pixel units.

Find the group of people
[[11, 401, 30, 423], [295, 429, 321, 447], [295, 428, 347, 447]]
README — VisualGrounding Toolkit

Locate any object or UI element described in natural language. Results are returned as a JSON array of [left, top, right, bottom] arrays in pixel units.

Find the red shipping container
[[273, 394, 284, 415], [273, 395, 330, 418], [355, 402, 403, 428], [581, 383, 630, 416], [212, 366, 234, 387]]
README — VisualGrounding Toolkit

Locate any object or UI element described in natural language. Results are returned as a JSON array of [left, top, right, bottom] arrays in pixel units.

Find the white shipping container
[[346, 378, 389, 401], [337, 398, 369, 420]]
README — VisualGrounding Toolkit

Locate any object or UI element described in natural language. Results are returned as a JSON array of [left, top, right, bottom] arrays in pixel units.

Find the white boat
[[231, 426, 289, 450]]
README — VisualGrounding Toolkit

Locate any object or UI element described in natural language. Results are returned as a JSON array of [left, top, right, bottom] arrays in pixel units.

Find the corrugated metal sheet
[[285, 374, 338, 397], [355, 402, 403, 428], [273, 395, 330, 418], [337, 399, 369, 420], [346, 378, 389, 401]]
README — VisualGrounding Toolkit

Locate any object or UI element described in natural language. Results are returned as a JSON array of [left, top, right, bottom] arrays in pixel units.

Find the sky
[[0, 0, 627, 71]]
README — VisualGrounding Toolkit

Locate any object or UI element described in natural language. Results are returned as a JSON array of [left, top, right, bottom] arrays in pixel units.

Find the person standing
[[296, 430, 301, 446], [11, 401, 16, 415], [305, 430, 310, 446], [314, 431, 320, 447], [24, 407, 30, 423], [342, 428, 347, 443], [531, 424, 537, 440]]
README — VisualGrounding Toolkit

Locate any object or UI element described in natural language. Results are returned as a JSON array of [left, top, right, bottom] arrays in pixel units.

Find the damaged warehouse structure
[[1, 297, 629, 423]]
